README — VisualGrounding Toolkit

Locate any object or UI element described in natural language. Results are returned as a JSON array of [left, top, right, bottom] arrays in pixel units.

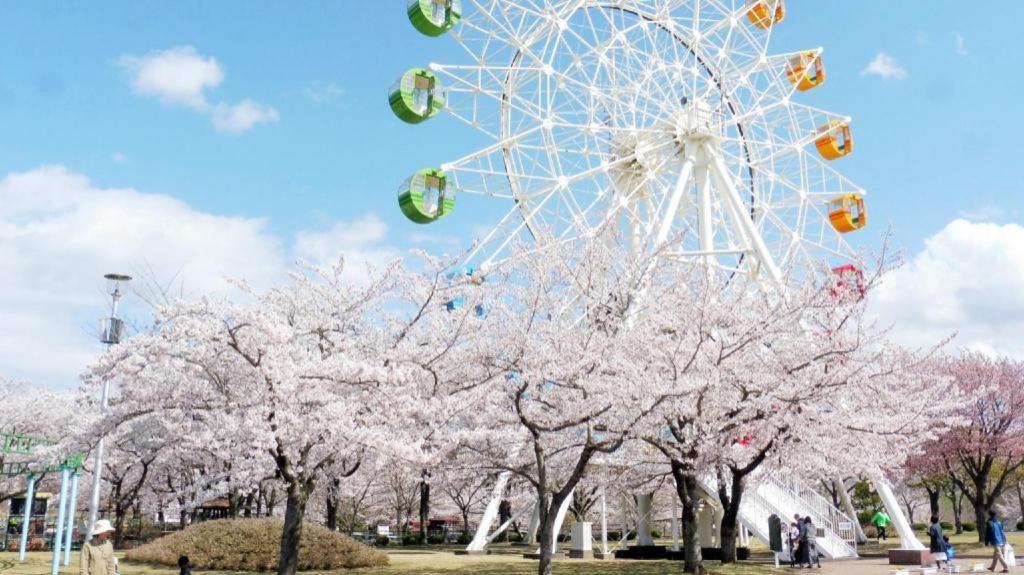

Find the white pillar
[[834, 476, 868, 545], [19, 475, 36, 562], [525, 503, 540, 545], [550, 490, 574, 554], [466, 472, 510, 552], [873, 477, 925, 550], [670, 489, 680, 551], [87, 379, 111, 540], [63, 472, 80, 565], [698, 501, 717, 547], [51, 467, 70, 575], [569, 522, 593, 559], [635, 494, 654, 547], [600, 490, 609, 555]]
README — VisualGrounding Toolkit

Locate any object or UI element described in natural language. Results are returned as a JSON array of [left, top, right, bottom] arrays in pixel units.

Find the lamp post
[[85, 274, 131, 540]]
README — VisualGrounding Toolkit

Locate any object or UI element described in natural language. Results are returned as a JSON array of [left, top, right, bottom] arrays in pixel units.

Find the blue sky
[[2, 1, 1023, 386]]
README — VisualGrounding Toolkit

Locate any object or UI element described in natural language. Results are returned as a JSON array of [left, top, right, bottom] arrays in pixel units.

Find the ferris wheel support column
[[464, 471, 510, 553], [708, 150, 783, 286], [695, 162, 715, 269], [654, 150, 697, 246], [872, 476, 925, 551]]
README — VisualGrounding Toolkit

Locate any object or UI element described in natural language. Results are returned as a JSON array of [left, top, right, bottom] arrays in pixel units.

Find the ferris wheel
[[389, 0, 868, 287]]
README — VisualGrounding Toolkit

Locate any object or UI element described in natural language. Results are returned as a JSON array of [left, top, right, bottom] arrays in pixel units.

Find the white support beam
[[467, 472, 510, 552], [654, 151, 697, 246], [708, 149, 784, 286], [872, 477, 925, 550], [695, 163, 715, 269]]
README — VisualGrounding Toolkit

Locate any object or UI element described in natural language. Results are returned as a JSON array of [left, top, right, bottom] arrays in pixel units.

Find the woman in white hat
[[80, 520, 116, 575]]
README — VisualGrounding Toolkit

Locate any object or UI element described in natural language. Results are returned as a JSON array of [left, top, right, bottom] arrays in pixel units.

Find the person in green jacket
[[871, 509, 892, 542]]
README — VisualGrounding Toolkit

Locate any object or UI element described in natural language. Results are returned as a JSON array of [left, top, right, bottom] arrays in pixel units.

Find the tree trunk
[[179, 508, 187, 530], [418, 471, 430, 545], [462, 510, 470, 537], [718, 473, 743, 564], [326, 496, 339, 531], [244, 493, 255, 518], [926, 487, 940, 519], [972, 476, 988, 543], [671, 463, 702, 573], [534, 490, 556, 575], [1017, 480, 1024, 530], [277, 482, 310, 575], [946, 482, 962, 532]]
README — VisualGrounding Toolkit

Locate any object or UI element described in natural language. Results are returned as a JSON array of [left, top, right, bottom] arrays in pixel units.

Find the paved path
[[815, 557, 1013, 575]]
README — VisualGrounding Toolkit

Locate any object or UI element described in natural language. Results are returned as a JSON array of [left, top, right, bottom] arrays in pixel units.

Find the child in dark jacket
[[178, 556, 191, 575]]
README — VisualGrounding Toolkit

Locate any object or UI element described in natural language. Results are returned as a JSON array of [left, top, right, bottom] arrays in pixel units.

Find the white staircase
[[699, 474, 859, 559]]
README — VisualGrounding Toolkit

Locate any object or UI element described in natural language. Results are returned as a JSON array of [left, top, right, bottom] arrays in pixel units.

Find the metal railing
[[698, 473, 859, 559]]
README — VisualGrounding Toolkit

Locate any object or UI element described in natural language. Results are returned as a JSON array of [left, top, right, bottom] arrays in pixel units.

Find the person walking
[[789, 520, 802, 567], [928, 516, 947, 570], [80, 520, 117, 575], [985, 510, 1010, 573], [871, 509, 891, 542], [802, 517, 821, 569]]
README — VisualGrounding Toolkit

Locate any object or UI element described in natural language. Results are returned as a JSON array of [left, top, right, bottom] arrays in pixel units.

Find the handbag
[[1003, 544, 1016, 567]]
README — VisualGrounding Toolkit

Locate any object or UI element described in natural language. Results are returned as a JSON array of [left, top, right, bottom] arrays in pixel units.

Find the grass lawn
[[0, 548, 785, 575]]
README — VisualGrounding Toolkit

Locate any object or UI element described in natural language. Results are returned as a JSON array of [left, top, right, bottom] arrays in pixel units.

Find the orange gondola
[[815, 121, 853, 161], [786, 52, 825, 92], [747, 0, 785, 29], [828, 194, 867, 233]]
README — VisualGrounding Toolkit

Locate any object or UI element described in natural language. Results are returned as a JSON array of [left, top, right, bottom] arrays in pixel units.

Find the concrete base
[[568, 550, 593, 559], [613, 545, 668, 560], [887, 549, 934, 566], [522, 552, 542, 560], [454, 549, 490, 556], [592, 551, 614, 560]]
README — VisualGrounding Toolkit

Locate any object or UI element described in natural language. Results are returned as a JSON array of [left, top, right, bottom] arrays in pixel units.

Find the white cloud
[[212, 100, 280, 134], [860, 52, 908, 80], [958, 203, 1004, 223], [294, 213, 402, 285], [953, 32, 968, 56], [119, 46, 223, 111], [119, 46, 277, 134], [304, 82, 344, 104], [870, 219, 1024, 358], [0, 166, 398, 388], [111, 152, 128, 164]]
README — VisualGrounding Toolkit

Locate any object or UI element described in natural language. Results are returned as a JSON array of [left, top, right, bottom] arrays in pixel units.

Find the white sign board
[[376, 525, 390, 536]]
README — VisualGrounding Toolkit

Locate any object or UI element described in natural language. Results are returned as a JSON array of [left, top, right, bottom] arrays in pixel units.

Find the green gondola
[[399, 169, 455, 224], [389, 68, 445, 124], [408, 0, 462, 37]]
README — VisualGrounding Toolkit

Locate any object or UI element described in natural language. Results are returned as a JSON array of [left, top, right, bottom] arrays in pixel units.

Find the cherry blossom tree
[[642, 262, 960, 570], [86, 259, 412, 575], [935, 353, 1024, 541], [444, 241, 667, 575]]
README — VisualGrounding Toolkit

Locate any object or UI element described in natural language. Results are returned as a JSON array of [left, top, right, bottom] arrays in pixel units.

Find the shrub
[[427, 534, 446, 545], [941, 522, 953, 530], [963, 522, 976, 532], [401, 534, 418, 546], [456, 533, 472, 545], [651, 529, 662, 539], [374, 535, 390, 547], [124, 519, 388, 571], [912, 522, 927, 531], [864, 525, 878, 539], [507, 532, 523, 543]]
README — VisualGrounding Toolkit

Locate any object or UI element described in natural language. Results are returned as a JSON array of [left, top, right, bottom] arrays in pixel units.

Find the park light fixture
[[87, 272, 131, 540]]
